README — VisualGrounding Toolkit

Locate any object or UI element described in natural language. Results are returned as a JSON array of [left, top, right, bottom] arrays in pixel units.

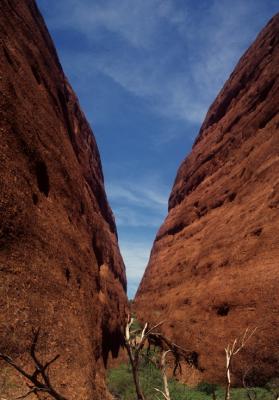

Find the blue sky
[[37, 0, 278, 298]]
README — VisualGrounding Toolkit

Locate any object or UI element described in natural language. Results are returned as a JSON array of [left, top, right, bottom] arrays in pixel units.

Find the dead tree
[[0, 328, 67, 400], [124, 316, 145, 400], [154, 350, 172, 400], [149, 333, 199, 400], [224, 327, 257, 400], [147, 332, 199, 376], [124, 315, 164, 400], [124, 316, 198, 400]]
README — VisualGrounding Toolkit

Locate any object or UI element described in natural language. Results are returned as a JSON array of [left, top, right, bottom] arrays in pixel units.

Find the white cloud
[[119, 239, 152, 298], [36, 0, 278, 299], [44, 0, 187, 49], [105, 176, 168, 296], [106, 177, 166, 296], [106, 176, 168, 227], [43, 0, 271, 126], [113, 207, 163, 228], [121, 241, 151, 280], [108, 182, 166, 208]]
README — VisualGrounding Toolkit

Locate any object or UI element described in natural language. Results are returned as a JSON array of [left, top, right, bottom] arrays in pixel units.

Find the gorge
[[0, 1, 279, 398]]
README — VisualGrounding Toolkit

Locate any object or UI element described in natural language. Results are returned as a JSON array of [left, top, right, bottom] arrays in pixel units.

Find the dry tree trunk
[[123, 315, 197, 400], [225, 348, 232, 400], [124, 316, 147, 400], [154, 350, 172, 400], [161, 350, 171, 400], [124, 339, 145, 400], [224, 328, 257, 400]]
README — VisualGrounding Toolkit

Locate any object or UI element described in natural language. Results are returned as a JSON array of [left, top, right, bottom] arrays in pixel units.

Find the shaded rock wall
[[135, 14, 279, 385], [0, 1, 127, 398]]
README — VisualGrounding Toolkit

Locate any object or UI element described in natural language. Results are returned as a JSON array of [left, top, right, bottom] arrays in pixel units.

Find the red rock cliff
[[0, 1, 127, 398], [135, 14, 279, 385]]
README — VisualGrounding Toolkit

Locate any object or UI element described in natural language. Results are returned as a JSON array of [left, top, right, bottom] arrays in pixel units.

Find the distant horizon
[[37, 0, 279, 298]]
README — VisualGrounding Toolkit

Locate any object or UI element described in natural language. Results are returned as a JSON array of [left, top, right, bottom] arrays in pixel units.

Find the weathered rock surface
[[0, 1, 127, 398], [135, 14, 279, 385]]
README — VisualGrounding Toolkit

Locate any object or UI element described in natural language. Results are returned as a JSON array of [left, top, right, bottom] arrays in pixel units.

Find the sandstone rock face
[[135, 14, 279, 385], [0, 1, 127, 398]]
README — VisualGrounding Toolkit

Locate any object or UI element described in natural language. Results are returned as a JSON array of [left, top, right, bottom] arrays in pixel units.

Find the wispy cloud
[[43, 0, 187, 49], [106, 176, 168, 227], [37, 0, 278, 298], [112, 207, 163, 228], [40, 0, 275, 127], [119, 239, 152, 298], [107, 181, 167, 209], [105, 176, 168, 296]]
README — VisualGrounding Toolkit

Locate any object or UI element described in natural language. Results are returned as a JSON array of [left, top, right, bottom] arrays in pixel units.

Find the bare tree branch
[[0, 328, 67, 400], [154, 350, 172, 400], [225, 327, 257, 400], [123, 315, 197, 400], [16, 387, 49, 399], [154, 387, 169, 400], [144, 321, 165, 337]]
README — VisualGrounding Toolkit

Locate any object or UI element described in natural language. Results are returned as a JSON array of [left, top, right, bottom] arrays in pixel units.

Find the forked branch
[[0, 328, 67, 400], [124, 315, 197, 400], [225, 327, 257, 400]]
